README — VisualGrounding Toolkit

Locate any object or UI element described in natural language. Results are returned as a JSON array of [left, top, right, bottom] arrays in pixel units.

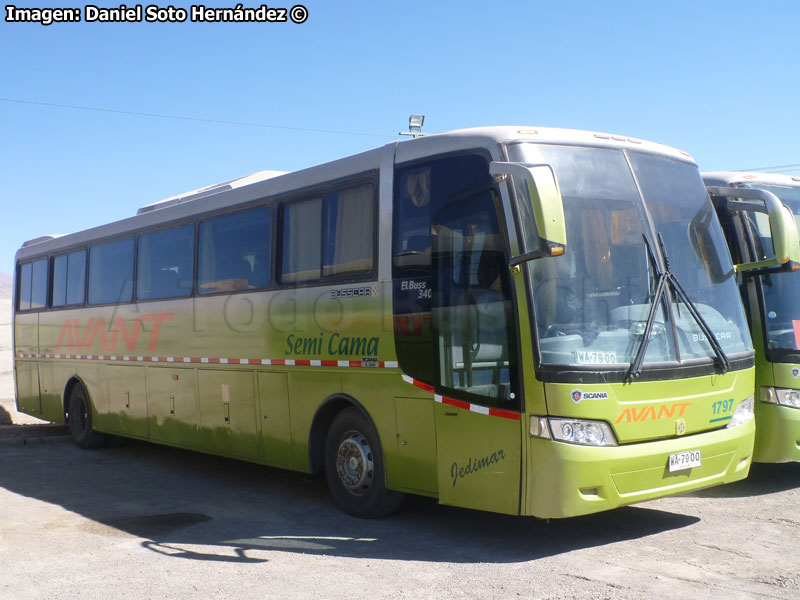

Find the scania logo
[[792, 368, 800, 379], [570, 389, 609, 404]]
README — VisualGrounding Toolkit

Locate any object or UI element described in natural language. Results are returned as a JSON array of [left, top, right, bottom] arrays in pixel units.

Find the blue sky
[[2, 0, 799, 275]]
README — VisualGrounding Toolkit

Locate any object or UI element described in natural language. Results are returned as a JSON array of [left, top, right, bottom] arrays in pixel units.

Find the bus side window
[[393, 166, 432, 272], [432, 191, 519, 408], [30, 259, 47, 310], [281, 197, 323, 284], [279, 183, 375, 284], [66, 251, 86, 305], [198, 205, 271, 294], [52, 250, 86, 307], [17, 258, 49, 311], [745, 211, 776, 260], [52, 255, 67, 307], [392, 154, 496, 388], [392, 165, 434, 384], [323, 183, 375, 277], [88, 238, 134, 305], [137, 224, 194, 300], [17, 262, 32, 311]]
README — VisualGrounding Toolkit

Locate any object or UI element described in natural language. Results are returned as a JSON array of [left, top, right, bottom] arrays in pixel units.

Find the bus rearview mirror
[[708, 186, 800, 273], [490, 162, 567, 260], [767, 202, 800, 269]]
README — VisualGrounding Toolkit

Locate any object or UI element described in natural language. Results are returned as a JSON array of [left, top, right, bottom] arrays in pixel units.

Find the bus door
[[430, 189, 522, 514]]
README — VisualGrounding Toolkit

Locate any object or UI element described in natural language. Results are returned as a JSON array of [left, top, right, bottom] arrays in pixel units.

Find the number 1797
[[712, 398, 734, 415]]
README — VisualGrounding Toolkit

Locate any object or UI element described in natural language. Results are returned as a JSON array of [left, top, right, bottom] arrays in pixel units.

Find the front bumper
[[525, 418, 755, 518], [753, 401, 800, 463]]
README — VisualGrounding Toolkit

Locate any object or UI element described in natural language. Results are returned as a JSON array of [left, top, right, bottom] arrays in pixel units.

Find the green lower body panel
[[526, 419, 754, 518], [753, 402, 800, 463]]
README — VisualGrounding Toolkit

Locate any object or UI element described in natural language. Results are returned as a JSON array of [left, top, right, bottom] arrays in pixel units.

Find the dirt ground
[[1, 302, 799, 599]]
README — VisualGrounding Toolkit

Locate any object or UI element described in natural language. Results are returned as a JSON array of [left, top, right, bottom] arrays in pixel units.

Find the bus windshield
[[509, 144, 752, 370], [741, 183, 800, 352]]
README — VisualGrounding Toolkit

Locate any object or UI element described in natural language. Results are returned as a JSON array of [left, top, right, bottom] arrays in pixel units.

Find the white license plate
[[575, 351, 618, 364], [668, 450, 701, 472]]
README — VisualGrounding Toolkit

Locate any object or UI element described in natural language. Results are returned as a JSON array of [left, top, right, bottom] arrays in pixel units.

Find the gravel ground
[[2, 300, 799, 599], [0, 435, 798, 600]]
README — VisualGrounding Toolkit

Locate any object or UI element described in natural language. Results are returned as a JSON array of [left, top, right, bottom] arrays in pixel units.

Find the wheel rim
[[335, 431, 374, 495]]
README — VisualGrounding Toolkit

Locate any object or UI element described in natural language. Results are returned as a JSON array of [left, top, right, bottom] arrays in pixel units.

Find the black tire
[[324, 407, 404, 518], [67, 383, 106, 449]]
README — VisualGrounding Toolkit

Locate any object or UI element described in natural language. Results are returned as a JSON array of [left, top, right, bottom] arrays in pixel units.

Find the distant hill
[[0, 273, 12, 300]]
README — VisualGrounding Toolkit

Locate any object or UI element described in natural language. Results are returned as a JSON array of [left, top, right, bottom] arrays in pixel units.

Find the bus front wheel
[[324, 408, 403, 517], [67, 383, 106, 449]]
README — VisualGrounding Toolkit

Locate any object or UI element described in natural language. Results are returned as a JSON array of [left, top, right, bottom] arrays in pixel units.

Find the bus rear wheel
[[67, 383, 106, 449], [324, 408, 403, 517]]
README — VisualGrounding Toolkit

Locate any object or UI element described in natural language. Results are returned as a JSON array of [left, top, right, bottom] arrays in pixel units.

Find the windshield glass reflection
[[510, 143, 752, 368]]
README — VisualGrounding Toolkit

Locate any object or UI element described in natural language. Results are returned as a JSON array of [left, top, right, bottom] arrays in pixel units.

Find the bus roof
[[703, 171, 800, 188], [17, 126, 696, 261], [395, 126, 695, 165], [136, 170, 288, 215]]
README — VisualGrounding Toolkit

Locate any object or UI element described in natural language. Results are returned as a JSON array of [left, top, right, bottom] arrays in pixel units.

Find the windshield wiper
[[626, 235, 668, 381], [657, 233, 731, 373], [626, 234, 731, 382]]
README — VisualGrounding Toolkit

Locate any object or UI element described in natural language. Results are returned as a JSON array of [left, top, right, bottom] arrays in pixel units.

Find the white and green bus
[[14, 127, 781, 518], [705, 171, 800, 463]]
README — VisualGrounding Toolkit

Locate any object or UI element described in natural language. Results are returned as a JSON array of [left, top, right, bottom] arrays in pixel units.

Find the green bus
[[705, 171, 800, 463], [14, 127, 783, 518]]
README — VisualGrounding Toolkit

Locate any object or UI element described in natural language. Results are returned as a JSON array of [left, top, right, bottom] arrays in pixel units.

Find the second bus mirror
[[767, 202, 800, 270], [708, 186, 800, 274], [490, 162, 567, 266]]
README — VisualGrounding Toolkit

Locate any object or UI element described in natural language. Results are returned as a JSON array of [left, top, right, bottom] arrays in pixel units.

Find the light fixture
[[399, 114, 428, 138]]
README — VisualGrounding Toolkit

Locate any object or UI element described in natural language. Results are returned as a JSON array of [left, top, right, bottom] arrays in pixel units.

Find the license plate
[[668, 449, 701, 472], [575, 351, 618, 364]]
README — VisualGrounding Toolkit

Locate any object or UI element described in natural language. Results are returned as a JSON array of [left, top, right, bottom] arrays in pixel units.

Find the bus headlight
[[727, 396, 754, 427], [548, 418, 617, 447], [760, 387, 800, 409]]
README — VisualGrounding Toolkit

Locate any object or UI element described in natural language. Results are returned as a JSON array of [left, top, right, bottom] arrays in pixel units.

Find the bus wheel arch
[[310, 395, 404, 517], [309, 394, 368, 474], [64, 377, 106, 449]]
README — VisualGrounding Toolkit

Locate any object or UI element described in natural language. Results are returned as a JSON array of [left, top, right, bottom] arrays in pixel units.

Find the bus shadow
[[687, 462, 800, 498], [177, 500, 700, 565], [0, 438, 699, 564]]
